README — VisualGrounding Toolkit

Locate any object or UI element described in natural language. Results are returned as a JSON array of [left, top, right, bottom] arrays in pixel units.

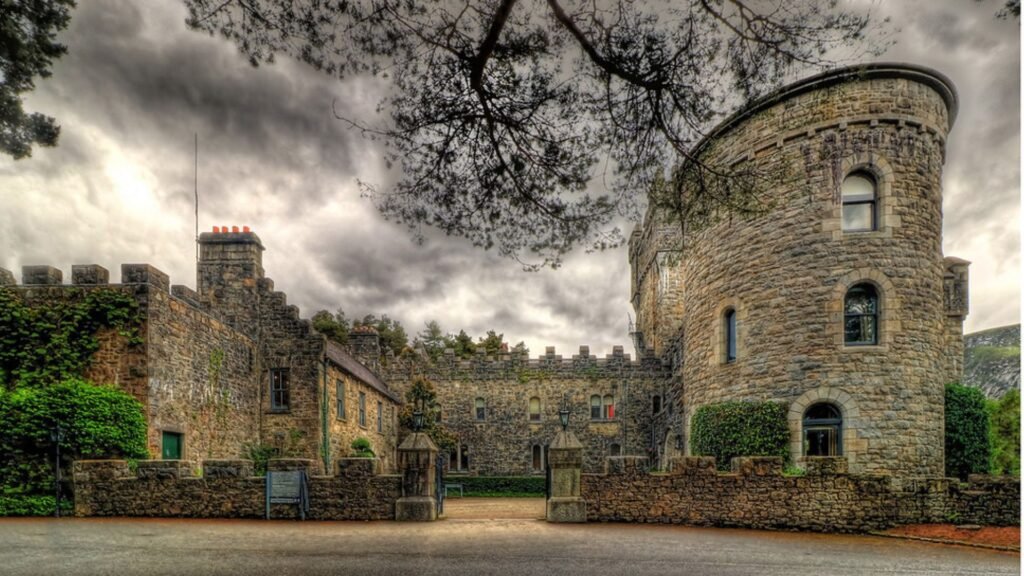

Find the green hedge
[[945, 382, 991, 480], [0, 378, 149, 494], [0, 495, 73, 517], [449, 476, 545, 496], [690, 401, 789, 470]]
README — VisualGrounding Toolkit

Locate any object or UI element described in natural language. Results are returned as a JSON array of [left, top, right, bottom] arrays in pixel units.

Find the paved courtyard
[[2, 514, 1018, 576]]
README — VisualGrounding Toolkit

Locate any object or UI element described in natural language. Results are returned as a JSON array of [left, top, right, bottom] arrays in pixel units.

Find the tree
[[311, 308, 350, 345], [184, 0, 883, 269], [397, 376, 456, 450], [355, 313, 408, 355], [944, 383, 991, 480], [414, 320, 447, 360], [477, 330, 505, 355], [986, 390, 1020, 476], [1, 0, 75, 160]]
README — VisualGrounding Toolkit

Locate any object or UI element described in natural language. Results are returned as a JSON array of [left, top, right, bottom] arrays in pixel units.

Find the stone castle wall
[[583, 456, 1020, 530], [630, 65, 968, 478], [73, 458, 399, 520], [380, 347, 672, 475], [1, 265, 261, 460]]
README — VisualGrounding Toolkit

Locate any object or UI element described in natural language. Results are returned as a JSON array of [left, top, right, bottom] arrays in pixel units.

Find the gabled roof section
[[325, 340, 402, 404]]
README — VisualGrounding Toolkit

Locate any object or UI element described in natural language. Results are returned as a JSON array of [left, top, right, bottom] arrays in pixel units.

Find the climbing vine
[[0, 287, 143, 389]]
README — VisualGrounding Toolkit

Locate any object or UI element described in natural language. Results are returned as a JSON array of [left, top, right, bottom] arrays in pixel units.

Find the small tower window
[[529, 397, 541, 421], [844, 283, 879, 345], [841, 172, 877, 232], [652, 395, 662, 415], [724, 308, 737, 363], [590, 395, 601, 419], [602, 395, 615, 419], [475, 397, 486, 420]]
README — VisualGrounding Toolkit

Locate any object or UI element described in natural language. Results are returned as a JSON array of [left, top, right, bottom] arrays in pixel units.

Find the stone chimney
[[197, 226, 265, 333], [350, 325, 381, 370]]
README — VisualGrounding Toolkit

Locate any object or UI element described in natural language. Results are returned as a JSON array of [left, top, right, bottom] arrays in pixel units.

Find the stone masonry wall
[[582, 456, 1020, 531], [382, 347, 671, 475], [669, 66, 960, 477], [3, 266, 260, 460], [325, 363, 400, 473], [73, 458, 400, 520]]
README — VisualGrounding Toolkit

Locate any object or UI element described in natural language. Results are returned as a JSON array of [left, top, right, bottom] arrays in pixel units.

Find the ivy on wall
[[0, 287, 143, 389], [690, 401, 789, 470]]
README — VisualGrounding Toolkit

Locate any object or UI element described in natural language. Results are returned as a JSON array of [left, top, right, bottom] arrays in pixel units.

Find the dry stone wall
[[73, 458, 400, 521], [582, 456, 1020, 531]]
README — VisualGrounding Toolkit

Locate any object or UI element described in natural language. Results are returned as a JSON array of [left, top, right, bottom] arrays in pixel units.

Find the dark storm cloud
[[52, 1, 379, 214]]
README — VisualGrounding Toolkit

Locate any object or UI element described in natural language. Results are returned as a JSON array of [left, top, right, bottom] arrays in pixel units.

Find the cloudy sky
[[0, 0, 1018, 356]]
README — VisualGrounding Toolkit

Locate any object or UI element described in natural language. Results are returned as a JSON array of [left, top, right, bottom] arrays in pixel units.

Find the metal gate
[[435, 453, 445, 516], [544, 461, 551, 499]]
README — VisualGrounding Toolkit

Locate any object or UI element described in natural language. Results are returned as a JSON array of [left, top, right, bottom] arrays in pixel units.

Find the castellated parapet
[[378, 343, 672, 475], [632, 63, 968, 478], [1, 228, 402, 472]]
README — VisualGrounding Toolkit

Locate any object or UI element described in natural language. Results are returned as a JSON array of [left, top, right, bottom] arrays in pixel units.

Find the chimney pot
[[232, 226, 239, 233], [213, 226, 219, 233], [243, 226, 251, 233]]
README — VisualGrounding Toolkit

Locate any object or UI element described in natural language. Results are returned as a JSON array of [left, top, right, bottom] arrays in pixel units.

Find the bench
[[444, 483, 464, 498]]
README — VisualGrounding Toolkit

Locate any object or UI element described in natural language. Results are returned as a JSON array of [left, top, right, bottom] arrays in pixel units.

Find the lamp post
[[413, 396, 425, 432], [49, 423, 65, 518], [558, 407, 570, 431]]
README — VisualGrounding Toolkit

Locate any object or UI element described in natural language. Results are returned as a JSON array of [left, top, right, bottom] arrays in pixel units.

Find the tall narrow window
[[803, 403, 843, 456], [609, 443, 621, 456], [529, 397, 541, 421], [270, 369, 289, 411], [336, 379, 346, 420], [531, 444, 545, 472], [358, 392, 367, 427], [844, 283, 879, 345], [652, 395, 662, 415], [377, 400, 383, 432], [724, 308, 737, 363], [603, 395, 615, 419], [590, 395, 601, 419], [475, 397, 486, 420], [459, 444, 469, 471], [841, 172, 877, 232]]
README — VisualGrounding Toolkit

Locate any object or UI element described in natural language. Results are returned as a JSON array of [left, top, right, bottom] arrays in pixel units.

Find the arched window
[[609, 443, 621, 456], [531, 444, 545, 472], [529, 397, 541, 421], [590, 395, 601, 419], [844, 283, 879, 345], [803, 403, 843, 456], [841, 172, 877, 232], [475, 397, 485, 420], [724, 308, 737, 363], [652, 395, 662, 415], [603, 395, 615, 419]]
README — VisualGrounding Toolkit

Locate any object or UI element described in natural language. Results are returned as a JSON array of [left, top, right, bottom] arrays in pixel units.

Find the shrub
[[945, 382, 991, 480], [0, 378, 149, 494], [452, 476, 545, 497], [0, 495, 73, 517], [690, 401, 789, 470], [350, 437, 375, 458], [987, 389, 1020, 476], [244, 443, 279, 477]]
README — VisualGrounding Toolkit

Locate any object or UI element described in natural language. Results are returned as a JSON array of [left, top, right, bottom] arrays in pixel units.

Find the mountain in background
[[963, 324, 1020, 399]]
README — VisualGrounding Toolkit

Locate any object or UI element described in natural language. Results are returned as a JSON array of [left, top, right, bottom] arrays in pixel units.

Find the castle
[[1, 63, 969, 480]]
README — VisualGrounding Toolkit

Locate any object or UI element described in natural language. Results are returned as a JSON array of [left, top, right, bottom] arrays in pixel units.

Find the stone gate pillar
[[546, 428, 586, 522], [396, 432, 438, 521]]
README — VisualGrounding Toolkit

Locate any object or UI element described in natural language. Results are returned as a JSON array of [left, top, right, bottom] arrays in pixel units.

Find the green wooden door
[[162, 431, 183, 459]]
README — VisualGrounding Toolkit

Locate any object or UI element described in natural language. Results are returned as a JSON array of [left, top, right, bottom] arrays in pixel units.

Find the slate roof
[[325, 340, 402, 404]]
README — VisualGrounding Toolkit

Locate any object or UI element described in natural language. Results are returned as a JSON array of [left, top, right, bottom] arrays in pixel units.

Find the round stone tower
[[676, 63, 963, 477]]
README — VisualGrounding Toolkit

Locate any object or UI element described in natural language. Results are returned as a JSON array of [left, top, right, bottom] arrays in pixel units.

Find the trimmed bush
[[0, 378, 149, 495], [945, 382, 991, 480], [690, 401, 789, 470], [450, 476, 545, 497], [0, 495, 73, 517], [350, 436, 375, 458]]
